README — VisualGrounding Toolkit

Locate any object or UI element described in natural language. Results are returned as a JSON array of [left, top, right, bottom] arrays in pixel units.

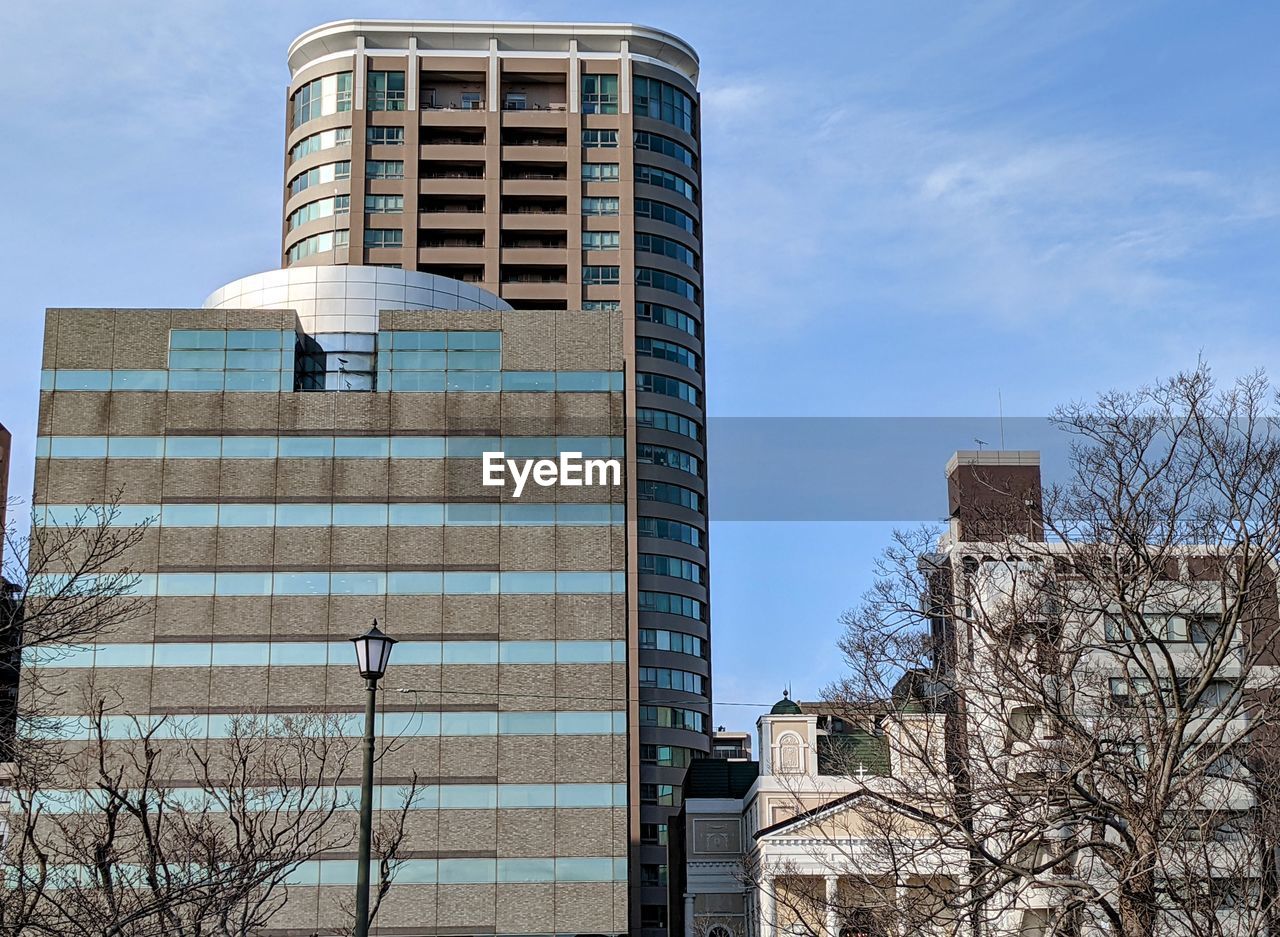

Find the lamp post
[[350, 620, 397, 937]]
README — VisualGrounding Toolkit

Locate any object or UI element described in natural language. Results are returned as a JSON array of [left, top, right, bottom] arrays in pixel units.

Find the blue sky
[[3, 1, 1279, 732]]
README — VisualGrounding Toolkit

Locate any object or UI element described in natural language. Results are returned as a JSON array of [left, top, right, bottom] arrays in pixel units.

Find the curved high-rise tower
[[281, 21, 710, 935]]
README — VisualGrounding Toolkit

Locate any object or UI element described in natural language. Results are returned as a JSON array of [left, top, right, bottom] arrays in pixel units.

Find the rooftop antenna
[[974, 437, 988, 451], [998, 389, 1006, 449]]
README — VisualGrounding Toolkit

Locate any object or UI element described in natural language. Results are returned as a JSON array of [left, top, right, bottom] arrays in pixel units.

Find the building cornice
[[288, 19, 699, 85]]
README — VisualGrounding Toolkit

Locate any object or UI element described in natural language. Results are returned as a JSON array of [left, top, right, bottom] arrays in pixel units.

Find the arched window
[[776, 731, 804, 774], [706, 926, 734, 937]]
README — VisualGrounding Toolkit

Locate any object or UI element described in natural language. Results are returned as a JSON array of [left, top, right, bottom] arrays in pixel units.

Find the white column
[[760, 875, 776, 937], [619, 39, 632, 114], [684, 893, 696, 937], [488, 37, 499, 112], [825, 874, 840, 937], [568, 38, 580, 113], [405, 37, 418, 111]]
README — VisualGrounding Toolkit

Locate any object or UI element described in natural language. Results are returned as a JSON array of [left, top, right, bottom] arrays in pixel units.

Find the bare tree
[[1, 501, 418, 935], [816, 367, 1280, 937]]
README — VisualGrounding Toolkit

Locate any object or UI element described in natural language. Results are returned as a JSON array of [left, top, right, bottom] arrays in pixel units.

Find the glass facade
[[633, 76, 696, 134], [290, 72, 353, 128]]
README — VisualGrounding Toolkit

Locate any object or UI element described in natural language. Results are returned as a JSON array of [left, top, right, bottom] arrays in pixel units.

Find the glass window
[[223, 371, 282, 392], [334, 437, 389, 459], [556, 641, 613, 663], [501, 372, 556, 392], [582, 231, 620, 250], [288, 161, 352, 196], [557, 858, 615, 882], [581, 74, 619, 114], [636, 232, 699, 269], [555, 504, 615, 526], [442, 642, 497, 664], [557, 372, 619, 392], [163, 436, 221, 459], [366, 71, 406, 110], [635, 164, 697, 201], [387, 437, 446, 459], [635, 198, 697, 235], [366, 160, 404, 180], [499, 712, 556, 735], [438, 858, 496, 884], [582, 129, 619, 148], [583, 265, 620, 285], [387, 571, 443, 595], [445, 372, 500, 392], [287, 194, 351, 231], [581, 197, 619, 216], [498, 641, 556, 664], [332, 504, 388, 526], [290, 72, 353, 128], [170, 329, 226, 350], [637, 372, 699, 405], [366, 126, 404, 146], [215, 573, 273, 596], [555, 712, 615, 735], [274, 503, 332, 526], [501, 503, 555, 526], [441, 712, 498, 736], [633, 76, 696, 134], [439, 785, 496, 808], [166, 371, 223, 392], [634, 130, 696, 168], [290, 127, 352, 163], [444, 503, 499, 526], [221, 436, 277, 459], [160, 504, 218, 527], [157, 573, 215, 596], [364, 194, 404, 213], [279, 436, 334, 458], [390, 371, 447, 392], [639, 554, 703, 583], [287, 228, 350, 261], [497, 858, 555, 883], [111, 370, 168, 390], [582, 163, 619, 182], [386, 501, 442, 522], [53, 370, 111, 391], [364, 228, 404, 248], [332, 572, 386, 595], [273, 572, 330, 595], [107, 436, 166, 459], [270, 643, 329, 666], [555, 572, 616, 594], [153, 643, 210, 667], [636, 443, 700, 477], [637, 302, 700, 338], [444, 571, 498, 594], [211, 642, 271, 666], [636, 266, 699, 302], [500, 572, 555, 595]]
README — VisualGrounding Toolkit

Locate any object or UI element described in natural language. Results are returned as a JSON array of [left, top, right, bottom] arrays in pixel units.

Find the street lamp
[[350, 620, 397, 937]]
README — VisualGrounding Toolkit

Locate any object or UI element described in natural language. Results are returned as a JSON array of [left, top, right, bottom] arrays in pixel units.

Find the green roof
[[769, 692, 803, 715], [817, 730, 890, 777], [684, 759, 759, 799]]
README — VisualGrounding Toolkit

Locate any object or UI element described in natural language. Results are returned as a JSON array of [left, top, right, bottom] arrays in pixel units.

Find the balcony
[[418, 245, 488, 266], [419, 143, 488, 162], [419, 211, 487, 230], [502, 145, 568, 163], [500, 280, 569, 303], [502, 178, 566, 198], [501, 247, 568, 266]]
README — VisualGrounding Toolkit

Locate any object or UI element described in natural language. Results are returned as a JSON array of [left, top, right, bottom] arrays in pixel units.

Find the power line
[[393, 687, 773, 707]]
